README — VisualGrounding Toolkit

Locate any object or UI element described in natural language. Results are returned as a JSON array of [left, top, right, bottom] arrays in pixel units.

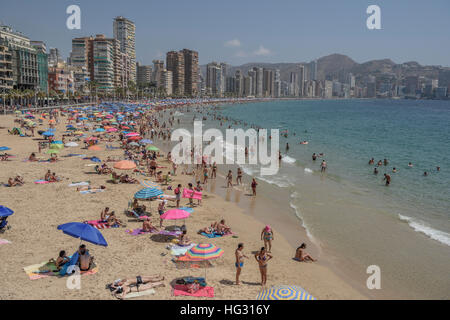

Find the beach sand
[[0, 113, 365, 300]]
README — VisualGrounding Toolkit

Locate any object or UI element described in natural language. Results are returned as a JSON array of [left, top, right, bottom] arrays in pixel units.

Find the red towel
[[85, 220, 113, 229], [173, 285, 214, 297]]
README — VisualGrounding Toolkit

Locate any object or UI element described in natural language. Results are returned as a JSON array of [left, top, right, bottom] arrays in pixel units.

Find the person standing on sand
[[174, 184, 182, 208], [236, 167, 243, 185], [211, 162, 217, 179], [251, 178, 258, 196], [261, 225, 274, 253], [235, 243, 248, 285], [255, 247, 272, 286]]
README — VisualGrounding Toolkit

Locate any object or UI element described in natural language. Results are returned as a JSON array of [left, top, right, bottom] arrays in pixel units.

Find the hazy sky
[[1, 0, 449, 66]]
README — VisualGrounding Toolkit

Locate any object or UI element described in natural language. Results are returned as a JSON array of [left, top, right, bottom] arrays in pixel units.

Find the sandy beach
[[0, 109, 366, 300]]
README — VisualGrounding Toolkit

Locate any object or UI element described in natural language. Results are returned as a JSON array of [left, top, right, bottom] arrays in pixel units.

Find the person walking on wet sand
[[255, 247, 272, 286], [235, 243, 248, 285], [251, 178, 258, 196], [226, 170, 233, 188], [383, 173, 391, 186]]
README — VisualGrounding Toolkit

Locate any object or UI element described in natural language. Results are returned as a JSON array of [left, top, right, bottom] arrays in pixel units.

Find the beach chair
[[124, 201, 148, 220]]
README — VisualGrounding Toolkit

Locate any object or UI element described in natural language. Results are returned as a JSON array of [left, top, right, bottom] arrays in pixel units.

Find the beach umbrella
[[185, 243, 223, 261], [160, 209, 190, 221], [127, 136, 141, 141], [125, 132, 139, 137], [134, 187, 163, 199], [50, 143, 64, 150], [88, 145, 101, 151], [57, 222, 108, 247], [0, 146, 11, 151], [113, 160, 136, 170], [0, 205, 14, 217], [42, 131, 54, 137], [128, 142, 139, 147], [256, 285, 316, 300], [46, 149, 60, 154], [95, 128, 105, 132], [146, 145, 159, 152], [140, 180, 162, 189], [139, 139, 153, 145], [65, 142, 79, 147]]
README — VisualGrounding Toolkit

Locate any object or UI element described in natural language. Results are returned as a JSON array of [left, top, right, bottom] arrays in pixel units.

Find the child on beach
[[235, 243, 248, 285]]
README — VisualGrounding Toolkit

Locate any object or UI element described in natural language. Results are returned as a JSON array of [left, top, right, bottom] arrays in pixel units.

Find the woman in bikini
[[236, 167, 243, 185], [255, 247, 272, 286], [211, 162, 217, 179], [110, 275, 165, 300], [261, 225, 274, 253], [294, 243, 316, 262], [226, 170, 233, 188], [235, 243, 248, 285]]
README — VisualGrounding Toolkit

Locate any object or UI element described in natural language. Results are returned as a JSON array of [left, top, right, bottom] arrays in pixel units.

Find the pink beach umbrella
[[160, 209, 191, 220]]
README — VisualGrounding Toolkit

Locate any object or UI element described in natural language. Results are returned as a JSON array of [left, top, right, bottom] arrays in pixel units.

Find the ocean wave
[[399, 214, 450, 247], [281, 155, 297, 164], [304, 168, 313, 174], [290, 191, 300, 199], [257, 175, 292, 188], [289, 202, 314, 241]]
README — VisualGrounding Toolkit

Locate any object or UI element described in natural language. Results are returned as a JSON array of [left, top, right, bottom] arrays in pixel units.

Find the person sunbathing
[[100, 164, 112, 174], [49, 172, 60, 182], [49, 154, 58, 162], [294, 243, 316, 262], [14, 175, 24, 185], [178, 230, 192, 246], [100, 207, 112, 221], [7, 177, 20, 187], [77, 185, 106, 192], [199, 223, 216, 234], [44, 170, 52, 181], [53, 250, 70, 270], [110, 276, 165, 300], [215, 219, 231, 234], [132, 199, 146, 214], [28, 153, 38, 162], [142, 218, 157, 232], [120, 174, 138, 184], [106, 212, 125, 227]]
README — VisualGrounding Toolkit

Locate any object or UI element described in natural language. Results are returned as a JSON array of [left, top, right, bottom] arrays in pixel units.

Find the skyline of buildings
[[0, 18, 449, 101]]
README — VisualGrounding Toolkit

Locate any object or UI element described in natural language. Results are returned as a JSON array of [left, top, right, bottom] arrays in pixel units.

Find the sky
[[1, 0, 450, 67]]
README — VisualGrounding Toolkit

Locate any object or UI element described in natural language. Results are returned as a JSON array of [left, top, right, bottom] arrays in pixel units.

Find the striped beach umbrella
[[134, 187, 163, 199], [140, 180, 162, 189], [185, 243, 224, 261], [256, 285, 316, 300]]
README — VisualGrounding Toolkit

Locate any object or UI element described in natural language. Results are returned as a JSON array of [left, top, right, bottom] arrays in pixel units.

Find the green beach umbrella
[[50, 144, 64, 150], [146, 145, 159, 152], [46, 149, 60, 154]]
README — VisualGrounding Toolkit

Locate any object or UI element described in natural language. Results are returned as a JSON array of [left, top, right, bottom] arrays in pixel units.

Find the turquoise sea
[[175, 98, 450, 299]]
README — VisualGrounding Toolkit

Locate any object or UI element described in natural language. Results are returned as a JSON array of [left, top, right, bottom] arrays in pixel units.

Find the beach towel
[[34, 180, 55, 184], [85, 220, 119, 230], [126, 228, 157, 236], [0, 239, 11, 245], [173, 285, 214, 298], [200, 231, 234, 238], [79, 189, 104, 194], [124, 289, 156, 299], [68, 181, 90, 187], [182, 188, 202, 200], [24, 260, 98, 280], [170, 243, 196, 256], [159, 230, 182, 237]]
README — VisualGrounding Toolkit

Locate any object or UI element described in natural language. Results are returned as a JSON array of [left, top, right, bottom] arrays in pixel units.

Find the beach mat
[[24, 261, 98, 280], [0, 239, 11, 245], [200, 232, 234, 238], [173, 285, 214, 297], [34, 180, 56, 184], [68, 181, 90, 187], [79, 189, 104, 195], [85, 220, 119, 230], [124, 289, 156, 299]]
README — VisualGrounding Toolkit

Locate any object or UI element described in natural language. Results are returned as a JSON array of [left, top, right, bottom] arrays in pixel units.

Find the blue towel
[[59, 252, 79, 276], [200, 232, 223, 238]]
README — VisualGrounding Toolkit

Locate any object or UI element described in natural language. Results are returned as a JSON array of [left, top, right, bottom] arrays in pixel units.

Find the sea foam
[[399, 214, 450, 247]]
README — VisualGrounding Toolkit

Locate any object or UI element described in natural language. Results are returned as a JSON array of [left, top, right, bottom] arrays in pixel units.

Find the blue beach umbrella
[[256, 285, 316, 300], [139, 139, 153, 145], [57, 222, 108, 247], [42, 131, 54, 136], [134, 188, 163, 199], [0, 205, 14, 217], [0, 147, 11, 151]]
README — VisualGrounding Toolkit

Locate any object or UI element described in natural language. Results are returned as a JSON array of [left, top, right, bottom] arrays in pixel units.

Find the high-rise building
[[235, 69, 243, 97], [206, 62, 224, 96], [136, 63, 152, 86], [92, 34, 116, 92], [31, 41, 48, 93], [152, 60, 164, 88], [298, 65, 305, 96], [324, 80, 333, 99], [248, 69, 256, 96], [181, 49, 199, 96], [254, 67, 263, 97], [274, 69, 281, 98], [0, 25, 39, 91], [290, 72, 299, 96], [0, 38, 13, 92], [161, 69, 173, 96], [309, 60, 318, 81], [113, 16, 136, 82], [71, 37, 94, 82], [48, 48, 61, 67], [263, 68, 274, 97], [166, 51, 185, 96], [243, 76, 252, 97]]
